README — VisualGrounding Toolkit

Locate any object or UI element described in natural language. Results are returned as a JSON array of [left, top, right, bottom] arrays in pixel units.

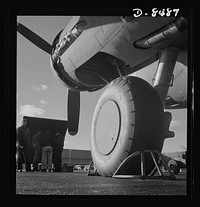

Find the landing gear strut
[[153, 47, 179, 105], [153, 47, 179, 138]]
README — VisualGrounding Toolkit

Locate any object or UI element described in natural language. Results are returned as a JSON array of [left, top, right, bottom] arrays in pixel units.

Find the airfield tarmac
[[16, 170, 187, 196]]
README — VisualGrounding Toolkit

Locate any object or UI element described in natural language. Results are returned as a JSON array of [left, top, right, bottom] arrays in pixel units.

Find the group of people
[[16, 118, 65, 172]]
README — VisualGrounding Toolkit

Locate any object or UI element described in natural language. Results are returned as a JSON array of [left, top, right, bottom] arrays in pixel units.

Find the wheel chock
[[112, 150, 176, 180]]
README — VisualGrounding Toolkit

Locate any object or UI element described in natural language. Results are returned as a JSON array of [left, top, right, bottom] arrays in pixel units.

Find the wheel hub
[[95, 100, 121, 155]]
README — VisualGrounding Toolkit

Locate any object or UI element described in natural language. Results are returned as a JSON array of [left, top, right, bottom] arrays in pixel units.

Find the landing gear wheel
[[91, 77, 165, 177], [168, 159, 180, 175]]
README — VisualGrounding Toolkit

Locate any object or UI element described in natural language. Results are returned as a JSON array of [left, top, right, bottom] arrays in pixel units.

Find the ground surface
[[15, 170, 187, 196]]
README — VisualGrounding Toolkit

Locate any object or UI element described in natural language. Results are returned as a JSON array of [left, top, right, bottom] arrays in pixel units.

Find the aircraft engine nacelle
[[51, 27, 124, 93]]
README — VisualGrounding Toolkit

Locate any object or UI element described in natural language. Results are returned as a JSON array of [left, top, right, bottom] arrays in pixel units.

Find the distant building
[[62, 149, 92, 166]]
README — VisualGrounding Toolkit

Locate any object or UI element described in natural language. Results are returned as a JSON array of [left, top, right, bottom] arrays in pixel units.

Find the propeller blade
[[17, 22, 52, 54], [67, 90, 80, 135]]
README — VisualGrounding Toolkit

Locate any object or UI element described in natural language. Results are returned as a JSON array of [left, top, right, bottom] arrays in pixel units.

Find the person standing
[[16, 140, 24, 172], [52, 131, 65, 172], [32, 131, 42, 171], [16, 118, 33, 172], [41, 130, 53, 172]]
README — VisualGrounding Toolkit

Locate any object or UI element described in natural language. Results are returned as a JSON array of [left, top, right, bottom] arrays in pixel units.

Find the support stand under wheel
[[112, 150, 176, 180]]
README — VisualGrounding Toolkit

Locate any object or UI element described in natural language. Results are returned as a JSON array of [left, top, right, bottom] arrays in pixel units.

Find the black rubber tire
[[168, 159, 180, 175], [91, 76, 165, 177]]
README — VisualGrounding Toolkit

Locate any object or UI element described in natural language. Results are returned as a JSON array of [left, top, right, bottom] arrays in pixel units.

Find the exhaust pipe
[[133, 17, 187, 49]]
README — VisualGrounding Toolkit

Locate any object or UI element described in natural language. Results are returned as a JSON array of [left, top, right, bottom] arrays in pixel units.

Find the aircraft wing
[[59, 16, 122, 40], [79, 16, 122, 29]]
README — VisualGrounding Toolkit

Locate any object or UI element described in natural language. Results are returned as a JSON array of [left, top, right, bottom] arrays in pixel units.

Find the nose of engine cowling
[[50, 19, 105, 92], [50, 53, 87, 92], [50, 29, 91, 92], [51, 20, 86, 63]]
